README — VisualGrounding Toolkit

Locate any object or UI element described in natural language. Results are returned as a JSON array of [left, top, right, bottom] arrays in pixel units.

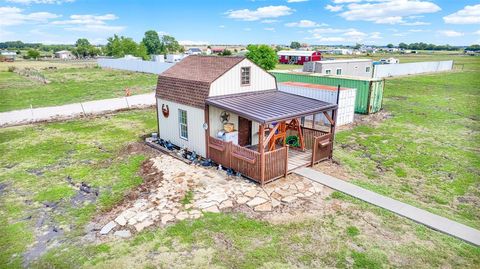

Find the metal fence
[[97, 58, 175, 74], [373, 60, 453, 78]]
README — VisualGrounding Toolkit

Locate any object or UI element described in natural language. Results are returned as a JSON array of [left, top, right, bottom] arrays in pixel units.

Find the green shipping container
[[271, 72, 385, 114]]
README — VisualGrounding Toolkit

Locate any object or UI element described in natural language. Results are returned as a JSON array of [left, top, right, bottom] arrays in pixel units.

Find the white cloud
[[6, 0, 74, 4], [325, 4, 343, 12], [338, 0, 441, 24], [408, 29, 428, 32], [308, 27, 381, 43], [392, 33, 407, 37], [225, 5, 293, 21], [443, 4, 480, 25], [474, 30, 480, 35], [50, 13, 124, 33], [437, 30, 464, 37], [264, 27, 275, 31], [401, 21, 430, 26], [0, 6, 60, 26], [179, 40, 209, 45], [333, 0, 361, 3], [261, 19, 278, 23], [285, 20, 326, 28], [287, 0, 308, 2], [244, 27, 252, 31], [219, 25, 225, 28]]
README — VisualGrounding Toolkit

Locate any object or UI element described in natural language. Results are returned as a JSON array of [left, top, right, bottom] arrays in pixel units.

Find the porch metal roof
[[206, 90, 337, 124]]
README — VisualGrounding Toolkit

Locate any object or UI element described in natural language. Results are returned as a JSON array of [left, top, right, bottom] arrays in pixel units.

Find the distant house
[[331, 49, 353, 55], [155, 55, 338, 184], [211, 47, 225, 54], [303, 59, 373, 78], [54, 50, 73, 59], [186, 48, 202, 55], [0, 50, 16, 62], [277, 50, 322, 65]]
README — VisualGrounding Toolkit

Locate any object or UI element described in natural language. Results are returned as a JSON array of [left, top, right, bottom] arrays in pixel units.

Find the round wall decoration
[[220, 111, 230, 123], [162, 104, 169, 118]]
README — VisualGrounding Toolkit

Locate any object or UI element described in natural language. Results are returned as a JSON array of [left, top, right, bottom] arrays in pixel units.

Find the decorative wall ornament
[[220, 111, 230, 123], [162, 104, 169, 117]]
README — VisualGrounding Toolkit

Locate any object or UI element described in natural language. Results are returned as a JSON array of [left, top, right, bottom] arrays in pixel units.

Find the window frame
[[241, 66, 251, 86], [336, 68, 342, 75], [178, 109, 188, 140], [325, 69, 332, 75], [366, 66, 371, 73]]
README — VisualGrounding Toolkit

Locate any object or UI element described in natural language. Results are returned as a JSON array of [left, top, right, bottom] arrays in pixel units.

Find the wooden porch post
[[284, 145, 289, 177], [204, 104, 210, 158], [329, 108, 337, 159], [259, 124, 265, 186]]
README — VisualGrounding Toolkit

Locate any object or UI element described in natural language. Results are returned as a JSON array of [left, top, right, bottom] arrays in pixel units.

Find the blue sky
[[0, 0, 479, 46]]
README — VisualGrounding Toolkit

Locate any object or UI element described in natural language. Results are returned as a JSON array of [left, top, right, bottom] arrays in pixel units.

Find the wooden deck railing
[[264, 146, 288, 183], [302, 126, 329, 150], [208, 136, 287, 184], [311, 134, 333, 165]]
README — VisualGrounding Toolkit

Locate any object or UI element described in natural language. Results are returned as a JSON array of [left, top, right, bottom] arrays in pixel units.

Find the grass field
[[0, 53, 479, 268], [0, 61, 157, 112]]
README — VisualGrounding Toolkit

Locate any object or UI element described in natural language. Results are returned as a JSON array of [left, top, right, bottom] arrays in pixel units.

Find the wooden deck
[[287, 148, 311, 171]]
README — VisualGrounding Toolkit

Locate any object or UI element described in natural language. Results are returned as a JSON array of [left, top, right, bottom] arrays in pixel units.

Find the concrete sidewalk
[[0, 92, 155, 127], [295, 167, 480, 246]]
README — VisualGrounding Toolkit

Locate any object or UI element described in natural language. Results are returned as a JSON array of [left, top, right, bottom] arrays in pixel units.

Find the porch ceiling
[[206, 90, 337, 124]]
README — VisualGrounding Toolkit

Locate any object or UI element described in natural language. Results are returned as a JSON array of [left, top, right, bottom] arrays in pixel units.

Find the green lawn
[[0, 66, 157, 112], [333, 55, 480, 229]]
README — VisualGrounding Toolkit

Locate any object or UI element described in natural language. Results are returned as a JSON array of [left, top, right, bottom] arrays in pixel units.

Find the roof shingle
[[156, 55, 245, 108]]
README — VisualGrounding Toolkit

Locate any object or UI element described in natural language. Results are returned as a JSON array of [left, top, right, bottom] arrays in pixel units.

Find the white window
[[305, 56, 310, 61], [336, 68, 342, 75], [179, 109, 188, 140], [366, 66, 371, 73], [325, 69, 332, 75], [241, 67, 250, 86]]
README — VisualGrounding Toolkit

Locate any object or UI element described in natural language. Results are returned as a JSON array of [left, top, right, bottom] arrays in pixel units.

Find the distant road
[[0, 93, 155, 127]]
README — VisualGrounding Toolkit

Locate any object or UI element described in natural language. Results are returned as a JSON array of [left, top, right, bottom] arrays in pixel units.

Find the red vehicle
[[277, 50, 322, 65]]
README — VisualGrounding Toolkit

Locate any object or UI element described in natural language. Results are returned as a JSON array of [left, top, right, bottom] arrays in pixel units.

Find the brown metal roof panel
[[206, 91, 337, 124]]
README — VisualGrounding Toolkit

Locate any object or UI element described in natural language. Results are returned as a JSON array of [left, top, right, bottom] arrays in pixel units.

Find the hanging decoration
[[162, 104, 169, 117]]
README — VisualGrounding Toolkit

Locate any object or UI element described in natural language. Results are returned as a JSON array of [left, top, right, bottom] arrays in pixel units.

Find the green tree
[[245, 44, 277, 70], [161, 35, 181, 53], [386, 43, 394, 48], [398, 42, 408, 49], [142, 30, 162, 55], [221, 49, 232, 56], [465, 44, 480, 51], [290, 41, 301, 49], [136, 42, 149, 60], [74, 38, 93, 58], [26, 49, 40, 60]]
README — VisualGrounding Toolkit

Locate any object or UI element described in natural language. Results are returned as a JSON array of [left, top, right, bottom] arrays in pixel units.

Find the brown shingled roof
[[156, 55, 245, 108]]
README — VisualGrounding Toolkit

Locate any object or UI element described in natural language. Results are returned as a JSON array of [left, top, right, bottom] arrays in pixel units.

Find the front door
[[238, 117, 252, 146]]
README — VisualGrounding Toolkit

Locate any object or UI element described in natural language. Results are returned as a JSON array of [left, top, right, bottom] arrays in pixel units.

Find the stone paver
[[100, 221, 116, 235], [295, 167, 480, 247], [114, 230, 131, 238], [99, 155, 322, 237]]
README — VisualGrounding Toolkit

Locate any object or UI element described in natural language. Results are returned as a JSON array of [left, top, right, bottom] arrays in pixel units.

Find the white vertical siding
[[209, 105, 260, 146], [157, 98, 206, 156], [277, 84, 356, 126], [373, 60, 453, 78], [209, 58, 276, 97]]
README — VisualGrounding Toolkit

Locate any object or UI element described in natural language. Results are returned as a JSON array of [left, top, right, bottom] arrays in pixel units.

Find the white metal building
[[278, 82, 356, 126], [303, 59, 373, 78]]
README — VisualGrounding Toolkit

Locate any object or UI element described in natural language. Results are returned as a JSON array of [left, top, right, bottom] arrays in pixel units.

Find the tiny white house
[[155, 55, 339, 184]]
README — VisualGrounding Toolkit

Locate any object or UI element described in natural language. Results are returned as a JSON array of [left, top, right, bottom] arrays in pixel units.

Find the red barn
[[277, 50, 322, 65]]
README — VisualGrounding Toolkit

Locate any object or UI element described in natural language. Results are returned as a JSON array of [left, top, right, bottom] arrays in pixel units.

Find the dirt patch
[[337, 110, 393, 131]]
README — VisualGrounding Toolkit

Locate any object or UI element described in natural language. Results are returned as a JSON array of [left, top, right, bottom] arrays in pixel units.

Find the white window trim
[[366, 66, 371, 72], [336, 68, 342, 75], [178, 109, 188, 140], [325, 69, 332, 75], [241, 66, 251, 86]]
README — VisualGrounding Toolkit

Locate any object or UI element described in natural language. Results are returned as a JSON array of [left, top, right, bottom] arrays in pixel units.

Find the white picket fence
[[97, 58, 175, 74], [0, 93, 155, 127], [373, 60, 453, 78]]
